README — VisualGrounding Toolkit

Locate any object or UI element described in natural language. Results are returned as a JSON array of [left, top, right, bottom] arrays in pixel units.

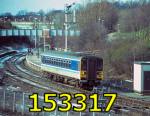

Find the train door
[[87, 58, 96, 80]]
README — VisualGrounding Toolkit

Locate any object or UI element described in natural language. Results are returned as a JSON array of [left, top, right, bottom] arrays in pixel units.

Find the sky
[[0, 0, 130, 15], [0, 0, 79, 15]]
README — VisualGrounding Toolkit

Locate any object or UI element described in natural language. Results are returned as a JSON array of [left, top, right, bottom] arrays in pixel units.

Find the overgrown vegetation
[[75, 0, 150, 80]]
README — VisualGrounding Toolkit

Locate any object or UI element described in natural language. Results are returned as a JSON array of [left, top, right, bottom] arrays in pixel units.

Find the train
[[40, 50, 103, 89]]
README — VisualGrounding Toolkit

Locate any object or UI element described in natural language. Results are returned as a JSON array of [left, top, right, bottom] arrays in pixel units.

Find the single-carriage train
[[41, 51, 103, 89]]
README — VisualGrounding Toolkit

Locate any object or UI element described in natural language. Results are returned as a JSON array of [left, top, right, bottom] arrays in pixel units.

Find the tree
[[119, 3, 150, 32], [77, 1, 118, 32], [16, 10, 27, 16], [38, 9, 45, 22]]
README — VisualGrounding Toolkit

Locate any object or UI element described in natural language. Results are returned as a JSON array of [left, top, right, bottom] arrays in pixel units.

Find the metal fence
[[0, 87, 114, 116]]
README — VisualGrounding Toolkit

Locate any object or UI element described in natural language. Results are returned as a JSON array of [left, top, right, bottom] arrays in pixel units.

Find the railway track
[[2, 52, 150, 112], [4, 53, 89, 94]]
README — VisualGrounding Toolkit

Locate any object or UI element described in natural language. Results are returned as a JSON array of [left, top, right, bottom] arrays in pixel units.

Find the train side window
[[62, 60, 65, 67], [47, 57, 49, 64], [54, 58, 57, 66], [54, 58, 56, 66], [49, 57, 52, 64], [58, 59, 61, 67], [61, 60, 63, 67], [59, 59, 62, 67], [68, 60, 71, 69], [51, 58, 54, 65], [66, 60, 68, 68], [59, 59, 61, 67], [49, 57, 51, 64], [45, 57, 47, 63], [66, 60, 69, 68], [41, 56, 44, 63], [56, 58, 58, 66], [53, 58, 55, 65], [68, 61, 71, 68], [65, 60, 67, 68], [63, 60, 66, 68], [43, 56, 46, 63], [55, 58, 57, 66], [57, 58, 60, 67]]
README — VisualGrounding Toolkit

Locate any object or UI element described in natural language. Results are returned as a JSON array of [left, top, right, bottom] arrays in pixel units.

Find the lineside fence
[[0, 87, 113, 116]]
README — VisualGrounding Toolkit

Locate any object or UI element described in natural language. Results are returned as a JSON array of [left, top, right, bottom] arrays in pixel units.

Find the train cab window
[[97, 59, 103, 70], [81, 59, 87, 70]]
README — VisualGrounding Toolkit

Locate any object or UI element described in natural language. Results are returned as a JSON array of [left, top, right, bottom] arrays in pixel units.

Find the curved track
[[4, 53, 89, 94], [2, 52, 150, 113]]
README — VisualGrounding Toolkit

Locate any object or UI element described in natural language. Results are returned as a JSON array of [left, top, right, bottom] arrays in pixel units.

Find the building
[[134, 62, 150, 95]]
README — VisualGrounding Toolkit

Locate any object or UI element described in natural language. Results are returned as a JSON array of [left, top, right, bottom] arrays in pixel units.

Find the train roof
[[41, 50, 98, 60]]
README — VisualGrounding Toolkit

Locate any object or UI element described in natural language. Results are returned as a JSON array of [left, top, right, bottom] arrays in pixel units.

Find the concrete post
[[93, 112, 95, 116], [44, 36, 45, 52], [3, 89, 6, 110], [22, 92, 25, 115], [80, 112, 82, 116], [13, 92, 16, 112], [67, 111, 69, 116], [42, 103, 45, 116], [54, 106, 57, 116]]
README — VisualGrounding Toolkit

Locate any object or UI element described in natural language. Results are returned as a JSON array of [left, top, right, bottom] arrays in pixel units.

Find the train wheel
[[56, 75, 59, 82], [75, 82, 79, 87], [79, 83, 83, 88], [50, 74, 54, 81], [88, 86, 93, 91], [53, 75, 57, 81], [64, 78, 68, 84]]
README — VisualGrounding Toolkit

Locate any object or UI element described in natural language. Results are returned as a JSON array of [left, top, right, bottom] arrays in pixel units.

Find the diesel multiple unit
[[41, 51, 103, 89]]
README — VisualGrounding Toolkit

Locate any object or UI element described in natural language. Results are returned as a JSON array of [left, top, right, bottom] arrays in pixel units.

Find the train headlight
[[97, 71, 103, 80], [80, 71, 86, 79]]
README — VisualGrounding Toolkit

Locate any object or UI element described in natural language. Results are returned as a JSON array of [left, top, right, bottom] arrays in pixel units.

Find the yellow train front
[[41, 51, 103, 89]]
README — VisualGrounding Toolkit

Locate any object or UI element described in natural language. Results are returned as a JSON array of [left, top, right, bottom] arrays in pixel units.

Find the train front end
[[80, 56, 103, 88]]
